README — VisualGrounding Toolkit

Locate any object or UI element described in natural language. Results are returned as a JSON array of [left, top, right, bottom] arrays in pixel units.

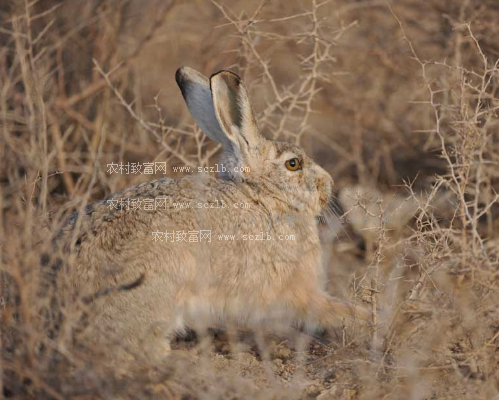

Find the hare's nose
[[316, 175, 333, 193], [316, 177, 325, 193]]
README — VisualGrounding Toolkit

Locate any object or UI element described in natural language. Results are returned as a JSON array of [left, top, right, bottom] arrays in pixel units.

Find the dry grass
[[1, 0, 498, 398]]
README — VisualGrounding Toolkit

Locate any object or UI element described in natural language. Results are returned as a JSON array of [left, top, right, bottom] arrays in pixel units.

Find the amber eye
[[285, 158, 301, 171]]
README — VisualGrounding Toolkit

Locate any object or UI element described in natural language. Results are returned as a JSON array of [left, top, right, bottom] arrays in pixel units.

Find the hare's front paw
[[143, 321, 173, 362]]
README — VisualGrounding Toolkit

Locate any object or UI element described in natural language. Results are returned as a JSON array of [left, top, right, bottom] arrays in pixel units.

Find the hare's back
[[58, 176, 204, 289]]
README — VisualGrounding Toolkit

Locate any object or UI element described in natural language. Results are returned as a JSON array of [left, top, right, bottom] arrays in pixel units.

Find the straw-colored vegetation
[[1, 0, 498, 398]]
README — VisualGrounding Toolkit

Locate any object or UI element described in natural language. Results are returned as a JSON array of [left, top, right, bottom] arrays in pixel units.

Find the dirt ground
[[1, 0, 499, 398]]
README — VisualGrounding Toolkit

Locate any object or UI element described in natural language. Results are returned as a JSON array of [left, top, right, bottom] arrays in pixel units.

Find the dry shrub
[[1, 0, 498, 399]]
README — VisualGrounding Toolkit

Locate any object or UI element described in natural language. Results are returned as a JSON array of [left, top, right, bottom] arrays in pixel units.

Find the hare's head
[[176, 67, 333, 215]]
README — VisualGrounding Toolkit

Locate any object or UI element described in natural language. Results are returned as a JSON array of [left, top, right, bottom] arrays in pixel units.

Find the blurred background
[[1, 0, 499, 399]]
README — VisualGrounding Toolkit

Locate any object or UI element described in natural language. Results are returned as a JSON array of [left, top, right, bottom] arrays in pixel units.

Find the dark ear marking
[[175, 68, 188, 97], [210, 71, 243, 133], [209, 69, 260, 150], [174, 66, 228, 145]]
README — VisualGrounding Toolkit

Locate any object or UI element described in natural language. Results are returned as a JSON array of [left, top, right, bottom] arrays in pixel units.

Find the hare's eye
[[285, 158, 301, 171]]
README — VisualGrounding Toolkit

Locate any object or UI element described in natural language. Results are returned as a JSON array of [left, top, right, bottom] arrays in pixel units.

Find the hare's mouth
[[317, 177, 333, 209]]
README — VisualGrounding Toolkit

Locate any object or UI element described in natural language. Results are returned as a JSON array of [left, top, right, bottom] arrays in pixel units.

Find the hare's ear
[[175, 66, 228, 145], [210, 70, 262, 153]]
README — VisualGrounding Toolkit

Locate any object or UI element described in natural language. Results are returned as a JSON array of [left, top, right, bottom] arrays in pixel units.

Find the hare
[[54, 67, 370, 364]]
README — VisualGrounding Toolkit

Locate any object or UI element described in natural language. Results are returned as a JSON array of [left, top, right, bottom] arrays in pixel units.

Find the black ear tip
[[175, 67, 186, 86], [175, 66, 191, 97], [210, 70, 242, 86]]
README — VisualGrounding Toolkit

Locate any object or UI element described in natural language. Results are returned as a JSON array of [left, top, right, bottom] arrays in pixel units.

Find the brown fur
[[58, 68, 370, 364]]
